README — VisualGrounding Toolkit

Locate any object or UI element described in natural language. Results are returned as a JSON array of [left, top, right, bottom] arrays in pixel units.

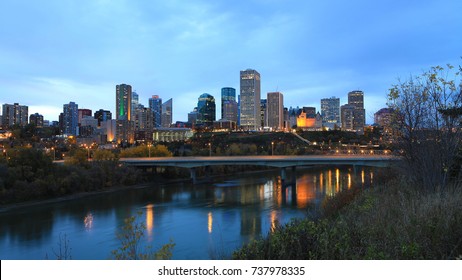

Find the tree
[[387, 63, 462, 190], [93, 149, 118, 162], [119, 145, 172, 158], [65, 149, 89, 167], [111, 212, 175, 260]]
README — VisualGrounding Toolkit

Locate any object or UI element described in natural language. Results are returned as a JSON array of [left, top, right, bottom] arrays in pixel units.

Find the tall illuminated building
[[115, 84, 134, 144], [260, 99, 267, 128], [29, 113, 44, 128], [197, 93, 216, 126], [161, 98, 173, 128], [1, 103, 28, 128], [63, 102, 78, 136], [267, 92, 284, 131], [348, 90, 365, 133], [240, 69, 261, 130], [131, 91, 139, 121], [221, 87, 237, 122], [149, 95, 162, 128], [321, 97, 340, 130], [341, 104, 355, 131]]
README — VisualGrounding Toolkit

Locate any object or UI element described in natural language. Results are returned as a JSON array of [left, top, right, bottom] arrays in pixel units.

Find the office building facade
[[240, 69, 261, 130], [149, 95, 162, 128], [197, 93, 216, 126], [221, 87, 236, 118], [321, 97, 340, 130], [161, 98, 173, 128], [267, 92, 284, 131], [348, 90, 365, 133], [115, 84, 134, 144]]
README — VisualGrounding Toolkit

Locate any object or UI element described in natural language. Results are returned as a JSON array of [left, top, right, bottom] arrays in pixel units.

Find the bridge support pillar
[[352, 165, 358, 176], [190, 168, 197, 184]]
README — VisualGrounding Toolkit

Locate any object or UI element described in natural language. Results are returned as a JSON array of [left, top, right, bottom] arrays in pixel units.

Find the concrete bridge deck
[[120, 155, 399, 184]]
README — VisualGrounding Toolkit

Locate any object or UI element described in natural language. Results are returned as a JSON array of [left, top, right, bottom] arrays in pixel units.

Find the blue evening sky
[[0, 0, 461, 124]]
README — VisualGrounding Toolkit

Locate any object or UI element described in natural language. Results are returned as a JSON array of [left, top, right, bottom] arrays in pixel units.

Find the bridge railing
[[328, 149, 392, 156]]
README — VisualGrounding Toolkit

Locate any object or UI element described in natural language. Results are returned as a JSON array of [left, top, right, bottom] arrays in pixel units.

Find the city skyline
[[1, 1, 461, 124]]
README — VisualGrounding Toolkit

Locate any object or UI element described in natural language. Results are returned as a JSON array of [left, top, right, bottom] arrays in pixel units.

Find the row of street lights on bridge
[[205, 142, 276, 156]]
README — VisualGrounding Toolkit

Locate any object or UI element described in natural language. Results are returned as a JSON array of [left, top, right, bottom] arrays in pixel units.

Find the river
[[0, 166, 375, 260]]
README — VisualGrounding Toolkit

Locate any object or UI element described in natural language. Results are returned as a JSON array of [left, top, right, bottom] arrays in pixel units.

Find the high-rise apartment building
[[29, 113, 44, 127], [115, 84, 134, 144], [348, 90, 365, 133], [267, 92, 284, 131], [240, 69, 261, 130], [374, 108, 394, 128], [321, 97, 340, 130], [197, 93, 216, 126], [1, 103, 28, 128], [63, 102, 79, 136], [149, 95, 162, 128], [161, 98, 173, 128]]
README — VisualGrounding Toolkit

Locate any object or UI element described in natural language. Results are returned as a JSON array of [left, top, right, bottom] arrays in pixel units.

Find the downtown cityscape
[[1, 1, 462, 273], [1, 68, 390, 146]]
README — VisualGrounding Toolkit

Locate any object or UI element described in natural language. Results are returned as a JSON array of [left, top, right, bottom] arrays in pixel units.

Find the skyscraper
[[240, 69, 261, 130], [267, 92, 284, 131], [161, 98, 173, 128], [149, 95, 162, 128], [116, 84, 132, 121], [221, 87, 236, 118], [197, 93, 216, 126], [115, 84, 134, 144], [131, 91, 139, 121], [63, 102, 78, 136], [321, 97, 340, 130], [1, 103, 28, 128], [348, 90, 365, 133]]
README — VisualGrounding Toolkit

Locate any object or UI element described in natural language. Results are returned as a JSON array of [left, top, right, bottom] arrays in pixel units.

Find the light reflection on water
[[0, 166, 375, 260]]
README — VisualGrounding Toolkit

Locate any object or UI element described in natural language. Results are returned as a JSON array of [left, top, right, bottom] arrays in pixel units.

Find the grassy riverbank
[[233, 175, 462, 259]]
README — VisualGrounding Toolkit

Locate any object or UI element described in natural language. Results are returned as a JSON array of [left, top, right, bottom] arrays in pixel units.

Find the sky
[[0, 0, 461, 124]]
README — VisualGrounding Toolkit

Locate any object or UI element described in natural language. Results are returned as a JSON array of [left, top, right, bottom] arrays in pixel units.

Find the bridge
[[120, 155, 398, 184]]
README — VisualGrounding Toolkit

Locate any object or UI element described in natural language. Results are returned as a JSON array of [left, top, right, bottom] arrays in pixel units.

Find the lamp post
[[51, 147, 55, 161], [271, 141, 274, 156], [208, 142, 212, 157], [85, 145, 90, 160], [148, 143, 152, 158]]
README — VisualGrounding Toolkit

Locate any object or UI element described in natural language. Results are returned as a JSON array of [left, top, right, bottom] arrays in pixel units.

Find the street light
[[148, 143, 152, 158], [51, 147, 55, 161], [271, 142, 274, 156], [208, 142, 212, 157], [84, 144, 90, 159]]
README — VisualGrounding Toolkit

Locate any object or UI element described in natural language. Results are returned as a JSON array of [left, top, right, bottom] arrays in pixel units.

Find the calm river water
[[0, 166, 374, 260]]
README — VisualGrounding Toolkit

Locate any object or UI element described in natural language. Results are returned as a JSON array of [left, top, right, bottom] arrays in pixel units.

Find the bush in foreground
[[233, 179, 462, 259]]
